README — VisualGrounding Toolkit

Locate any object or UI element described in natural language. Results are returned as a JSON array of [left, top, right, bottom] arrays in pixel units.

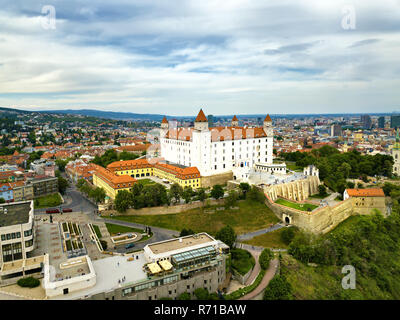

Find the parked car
[[125, 243, 135, 249], [62, 208, 72, 213], [46, 208, 60, 214]]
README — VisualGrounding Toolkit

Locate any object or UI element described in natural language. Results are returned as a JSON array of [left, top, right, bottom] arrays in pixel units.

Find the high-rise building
[[378, 116, 385, 129], [330, 124, 342, 137], [391, 115, 400, 129], [208, 114, 214, 127], [361, 115, 372, 129]]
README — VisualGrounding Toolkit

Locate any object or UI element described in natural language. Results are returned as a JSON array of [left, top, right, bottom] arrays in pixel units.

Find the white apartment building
[[160, 109, 274, 177]]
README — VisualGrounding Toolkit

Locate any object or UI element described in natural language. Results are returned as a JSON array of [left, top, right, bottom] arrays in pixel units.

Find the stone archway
[[283, 214, 291, 225]]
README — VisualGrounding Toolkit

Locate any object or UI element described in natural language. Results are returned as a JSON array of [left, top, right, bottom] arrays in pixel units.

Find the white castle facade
[[160, 109, 278, 177]]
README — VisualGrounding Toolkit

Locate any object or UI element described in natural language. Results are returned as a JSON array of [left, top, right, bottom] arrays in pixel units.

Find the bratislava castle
[[160, 109, 274, 177]]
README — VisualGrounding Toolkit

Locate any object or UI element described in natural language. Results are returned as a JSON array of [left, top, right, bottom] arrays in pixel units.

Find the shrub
[[17, 277, 40, 288], [177, 292, 191, 300], [100, 240, 108, 250], [280, 226, 298, 245], [263, 275, 292, 300], [194, 288, 210, 300], [259, 248, 273, 270]]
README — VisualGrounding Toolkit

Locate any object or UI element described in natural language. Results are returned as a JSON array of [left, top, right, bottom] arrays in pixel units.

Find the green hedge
[[17, 277, 40, 288]]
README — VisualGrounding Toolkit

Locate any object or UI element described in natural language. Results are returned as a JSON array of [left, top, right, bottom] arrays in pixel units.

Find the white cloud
[[0, 0, 400, 115]]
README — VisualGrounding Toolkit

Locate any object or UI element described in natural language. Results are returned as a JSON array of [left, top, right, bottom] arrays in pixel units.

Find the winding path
[[238, 258, 279, 300]]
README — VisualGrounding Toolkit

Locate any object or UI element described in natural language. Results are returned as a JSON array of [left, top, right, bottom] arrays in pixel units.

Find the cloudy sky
[[0, 0, 399, 116]]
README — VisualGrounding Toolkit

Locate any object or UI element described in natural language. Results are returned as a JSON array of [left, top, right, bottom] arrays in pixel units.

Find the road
[[34, 184, 97, 217]]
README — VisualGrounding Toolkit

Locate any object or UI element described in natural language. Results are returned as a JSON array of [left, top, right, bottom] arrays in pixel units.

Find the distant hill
[[39, 109, 167, 121]]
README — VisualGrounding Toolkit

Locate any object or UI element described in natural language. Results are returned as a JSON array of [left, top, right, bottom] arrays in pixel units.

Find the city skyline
[[1, 1, 400, 115]]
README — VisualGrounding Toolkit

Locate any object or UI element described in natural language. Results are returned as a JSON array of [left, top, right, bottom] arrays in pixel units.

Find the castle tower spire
[[232, 115, 239, 127], [194, 108, 209, 131]]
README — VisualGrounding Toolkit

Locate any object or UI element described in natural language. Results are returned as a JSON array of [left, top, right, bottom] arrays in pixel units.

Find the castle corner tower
[[231, 115, 239, 127], [263, 114, 273, 137], [194, 109, 209, 131]]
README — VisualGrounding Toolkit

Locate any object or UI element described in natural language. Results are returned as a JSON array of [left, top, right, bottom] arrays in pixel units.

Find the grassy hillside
[[108, 199, 279, 235], [281, 209, 400, 299]]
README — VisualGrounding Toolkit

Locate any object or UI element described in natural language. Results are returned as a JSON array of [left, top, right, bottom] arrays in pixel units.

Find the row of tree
[[281, 146, 394, 193], [77, 179, 106, 203]]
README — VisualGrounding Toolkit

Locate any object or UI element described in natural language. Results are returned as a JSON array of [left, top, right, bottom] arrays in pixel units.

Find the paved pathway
[[238, 259, 279, 300], [237, 223, 285, 241]]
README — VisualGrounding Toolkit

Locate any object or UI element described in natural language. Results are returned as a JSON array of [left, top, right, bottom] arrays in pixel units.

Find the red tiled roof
[[232, 115, 238, 121], [264, 114, 272, 122], [346, 188, 385, 197], [93, 164, 136, 189], [195, 109, 208, 122], [165, 126, 267, 141], [162, 116, 168, 124]]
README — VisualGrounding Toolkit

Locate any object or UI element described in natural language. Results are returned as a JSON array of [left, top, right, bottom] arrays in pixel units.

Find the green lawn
[[275, 198, 318, 212], [243, 228, 288, 249], [137, 179, 157, 186], [34, 193, 62, 209], [92, 224, 102, 239], [231, 248, 255, 276], [286, 164, 303, 172], [105, 223, 144, 236], [107, 199, 280, 236]]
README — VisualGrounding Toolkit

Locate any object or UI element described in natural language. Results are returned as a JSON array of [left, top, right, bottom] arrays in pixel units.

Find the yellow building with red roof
[[106, 158, 201, 189], [92, 164, 137, 200]]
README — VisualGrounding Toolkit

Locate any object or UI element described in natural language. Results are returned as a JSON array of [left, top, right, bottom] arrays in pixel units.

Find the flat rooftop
[[148, 233, 215, 255], [0, 202, 31, 227], [53, 254, 148, 300]]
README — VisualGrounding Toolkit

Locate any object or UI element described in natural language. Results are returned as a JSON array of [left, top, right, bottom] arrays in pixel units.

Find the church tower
[[231, 115, 239, 127], [392, 129, 400, 175]]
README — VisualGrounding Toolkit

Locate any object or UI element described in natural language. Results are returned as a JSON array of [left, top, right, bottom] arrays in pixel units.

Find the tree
[[318, 185, 327, 197], [182, 186, 194, 204], [280, 226, 298, 245], [57, 176, 69, 195], [263, 275, 293, 300], [210, 184, 224, 199], [169, 183, 183, 204], [55, 159, 69, 172], [180, 228, 195, 237], [177, 292, 191, 300], [194, 288, 210, 300], [239, 183, 250, 199], [215, 225, 236, 248], [197, 188, 207, 204], [247, 186, 266, 203], [224, 190, 238, 209], [0, 198, 5, 204], [90, 187, 106, 203], [114, 190, 133, 213], [259, 248, 274, 270]]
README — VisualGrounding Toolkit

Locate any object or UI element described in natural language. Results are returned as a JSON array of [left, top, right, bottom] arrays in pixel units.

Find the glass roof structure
[[171, 246, 216, 264]]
